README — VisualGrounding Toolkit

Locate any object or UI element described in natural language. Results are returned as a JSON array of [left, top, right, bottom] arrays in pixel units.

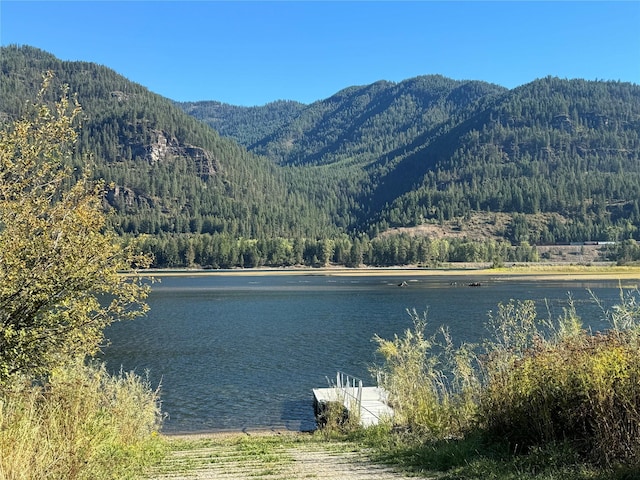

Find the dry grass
[[372, 288, 640, 469], [0, 361, 165, 480]]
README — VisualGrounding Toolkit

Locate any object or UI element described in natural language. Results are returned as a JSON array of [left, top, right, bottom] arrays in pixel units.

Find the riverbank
[[133, 263, 640, 282], [146, 431, 417, 480]]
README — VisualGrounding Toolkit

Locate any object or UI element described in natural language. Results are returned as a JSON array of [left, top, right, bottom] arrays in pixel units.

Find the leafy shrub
[[481, 329, 640, 464], [480, 290, 640, 466], [0, 75, 162, 479], [374, 289, 640, 467], [316, 398, 360, 438]]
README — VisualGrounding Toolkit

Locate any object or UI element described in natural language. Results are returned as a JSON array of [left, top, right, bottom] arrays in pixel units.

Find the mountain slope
[[0, 45, 336, 243], [215, 75, 507, 167], [191, 74, 640, 244], [3, 46, 640, 268], [375, 77, 640, 243], [178, 99, 306, 147]]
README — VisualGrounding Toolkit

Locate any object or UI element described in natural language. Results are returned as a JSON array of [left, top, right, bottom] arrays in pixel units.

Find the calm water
[[101, 273, 638, 433]]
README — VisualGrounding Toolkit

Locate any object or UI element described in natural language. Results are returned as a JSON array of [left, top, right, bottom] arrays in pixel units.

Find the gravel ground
[[145, 431, 423, 480]]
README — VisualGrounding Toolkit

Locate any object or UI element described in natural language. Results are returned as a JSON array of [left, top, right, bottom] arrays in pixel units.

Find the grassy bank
[[357, 286, 640, 478], [146, 428, 636, 480], [0, 361, 165, 480], [348, 428, 637, 479]]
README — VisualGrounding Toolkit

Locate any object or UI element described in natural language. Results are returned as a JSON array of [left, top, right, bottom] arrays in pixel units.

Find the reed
[[373, 309, 480, 440]]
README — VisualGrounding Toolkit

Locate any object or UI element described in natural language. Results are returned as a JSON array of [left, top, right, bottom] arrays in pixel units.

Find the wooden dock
[[313, 372, 394, 427]]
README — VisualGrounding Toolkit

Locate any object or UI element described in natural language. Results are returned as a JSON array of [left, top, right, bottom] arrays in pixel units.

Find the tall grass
[[372, 309, 479, 440], [0, 360, 165, 479], [371, 288, 640, 469]]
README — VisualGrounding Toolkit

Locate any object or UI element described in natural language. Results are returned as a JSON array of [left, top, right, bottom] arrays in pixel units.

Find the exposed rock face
[[146, 130, 170, 164], [133, 129, 219, 179], [104, 185, 154, 211], [183, 144, 219, 178], [110, 91, 132, 102]]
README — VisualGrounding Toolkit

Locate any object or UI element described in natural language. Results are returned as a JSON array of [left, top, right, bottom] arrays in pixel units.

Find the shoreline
[[130, 264, 640, 282], [161, 426, 311, 440]]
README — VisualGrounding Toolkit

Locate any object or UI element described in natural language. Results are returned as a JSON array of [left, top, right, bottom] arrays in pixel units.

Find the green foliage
[[200, 71, 640, 248], [0, 45, 338, 248], [480, 294, 640, 466], [355, 425, 617, 479], [0, 73, 150, 383], [0, 74, 165, 479], [316, 397, 361, 438], [373, 291, 640, 469], [606, 239, 640, 265], [134, 231, 539, 269], [3, 46, 640, 269], [373, 310, 479, 439], [0, 361, 164, 480], [178, 99, 306, 147], [246, 76, 504, 168]]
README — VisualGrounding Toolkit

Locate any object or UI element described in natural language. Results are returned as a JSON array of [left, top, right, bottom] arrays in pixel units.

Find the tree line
[[134, 232, 540, 269]]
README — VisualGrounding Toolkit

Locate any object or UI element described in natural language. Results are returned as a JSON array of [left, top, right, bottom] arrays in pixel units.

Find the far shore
[[127, 263, 640, 282]]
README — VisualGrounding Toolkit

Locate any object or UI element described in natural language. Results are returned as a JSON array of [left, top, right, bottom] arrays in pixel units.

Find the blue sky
[[2, 1, 639, 106]]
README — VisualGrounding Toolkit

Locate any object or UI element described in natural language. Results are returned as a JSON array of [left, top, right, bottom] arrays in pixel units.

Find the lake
[[101, 272, 638, 433]]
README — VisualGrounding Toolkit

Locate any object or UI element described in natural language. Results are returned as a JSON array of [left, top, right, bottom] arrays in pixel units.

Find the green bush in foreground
[[482, 327, 640, 465], [0, 76, 163, 479], [481, 291, 640, 466], [371, 288, 640, 471], [0, 361, 165, 480]]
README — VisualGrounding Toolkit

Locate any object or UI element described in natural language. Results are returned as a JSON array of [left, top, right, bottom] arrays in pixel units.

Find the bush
[[0, 361, 165, 479], [481, 329, 640, 464], [373, 309, 479, 440], [374, 289, 640, 468], [480, 291, 640, 466]]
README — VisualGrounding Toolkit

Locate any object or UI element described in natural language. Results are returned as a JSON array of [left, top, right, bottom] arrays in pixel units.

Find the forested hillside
[[178, 99, 305, 147], [184, 74, 640, 254], [0, 46, 343, 267], [3, 45, 640, 268], [364, 78, 640, 242]]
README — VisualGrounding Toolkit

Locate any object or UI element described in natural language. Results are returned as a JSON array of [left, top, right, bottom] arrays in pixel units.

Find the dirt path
[[145, 431, 422, 480]]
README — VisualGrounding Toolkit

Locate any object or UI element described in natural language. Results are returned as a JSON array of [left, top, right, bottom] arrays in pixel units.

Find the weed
[[372, 309, 479, 440]]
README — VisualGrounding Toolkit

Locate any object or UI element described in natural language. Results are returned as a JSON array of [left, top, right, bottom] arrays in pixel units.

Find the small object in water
[[398, 281, 408, 287], [468, 282, 482, 287]]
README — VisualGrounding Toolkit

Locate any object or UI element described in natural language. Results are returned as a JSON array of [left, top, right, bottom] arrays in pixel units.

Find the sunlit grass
[[0, 361, 164, 480], [150, 428, 637, 479], [356, 287, 640, 478]]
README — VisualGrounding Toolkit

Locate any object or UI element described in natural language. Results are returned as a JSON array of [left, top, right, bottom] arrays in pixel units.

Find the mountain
[[178, 99, 306, 148], [0, 46, 337, 248], [182, 74, 640, 246], [179, 76, 506, 167], [3, 45, 640, 268], [376, 77, 640, 242]]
